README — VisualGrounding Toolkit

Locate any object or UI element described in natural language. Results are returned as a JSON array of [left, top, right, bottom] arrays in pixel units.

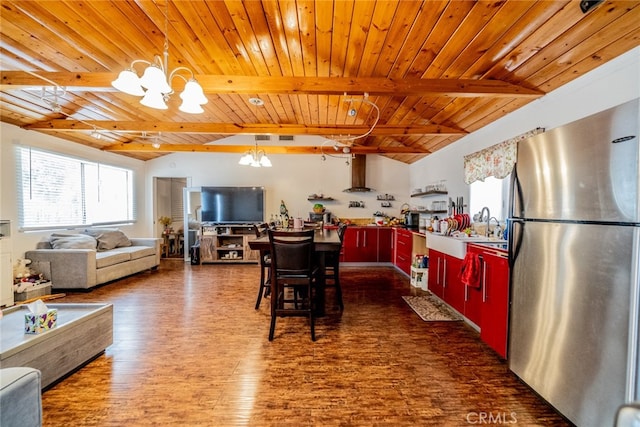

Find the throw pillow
[[95, 230, 132, 251], [49, 233, 97, 250]]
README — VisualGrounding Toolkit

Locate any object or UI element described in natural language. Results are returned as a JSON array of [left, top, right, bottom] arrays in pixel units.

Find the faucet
[[488, 217, 500, 238], [480, 207, 490, 236]]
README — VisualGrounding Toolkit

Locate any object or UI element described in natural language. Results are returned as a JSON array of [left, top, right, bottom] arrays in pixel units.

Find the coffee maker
[[404, 212, 419, 229]]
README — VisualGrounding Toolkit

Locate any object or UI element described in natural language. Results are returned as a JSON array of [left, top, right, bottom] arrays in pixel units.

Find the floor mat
[[402, 294, 462, 321]]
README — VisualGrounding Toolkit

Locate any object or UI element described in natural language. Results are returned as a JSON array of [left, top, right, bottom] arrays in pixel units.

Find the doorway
[[155, 177, 188, 259]]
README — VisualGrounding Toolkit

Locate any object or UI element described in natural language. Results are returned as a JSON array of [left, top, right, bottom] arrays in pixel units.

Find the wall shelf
[[410, 190, 448, 198], [308, 197, 334, 201]]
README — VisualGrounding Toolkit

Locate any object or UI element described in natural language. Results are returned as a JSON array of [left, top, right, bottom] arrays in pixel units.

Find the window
[[16, 146, 135, 230], [469, 175, 510, 222]]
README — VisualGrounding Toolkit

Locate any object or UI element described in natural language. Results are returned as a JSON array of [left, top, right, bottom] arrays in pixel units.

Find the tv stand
[[199, 223, 259, 264]]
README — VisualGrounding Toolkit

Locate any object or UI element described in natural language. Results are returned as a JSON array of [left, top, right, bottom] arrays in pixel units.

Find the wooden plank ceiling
[[1, 0, 639, 163]]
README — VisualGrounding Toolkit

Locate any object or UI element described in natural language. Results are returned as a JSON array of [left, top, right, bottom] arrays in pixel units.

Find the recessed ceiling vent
[[255, 135, 270, 141], [278, 135, 294, 141], [343, 154, 373, 193]]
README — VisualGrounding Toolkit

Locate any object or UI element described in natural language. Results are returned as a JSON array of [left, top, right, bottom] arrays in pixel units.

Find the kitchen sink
[[427, 233, 507, 258]]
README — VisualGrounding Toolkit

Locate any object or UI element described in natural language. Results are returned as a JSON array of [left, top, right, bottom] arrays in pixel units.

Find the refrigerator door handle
[[509, 167, 524, 219]]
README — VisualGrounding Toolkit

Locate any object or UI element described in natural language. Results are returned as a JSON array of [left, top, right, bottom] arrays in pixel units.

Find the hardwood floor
[[41, 260, 570, 426]]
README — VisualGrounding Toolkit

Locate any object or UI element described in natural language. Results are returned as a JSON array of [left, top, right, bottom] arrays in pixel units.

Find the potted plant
[[158, 216, 172, 233]]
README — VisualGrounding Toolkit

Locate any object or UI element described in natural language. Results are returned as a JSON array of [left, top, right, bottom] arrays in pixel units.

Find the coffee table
[[0, 303, 113, 389]]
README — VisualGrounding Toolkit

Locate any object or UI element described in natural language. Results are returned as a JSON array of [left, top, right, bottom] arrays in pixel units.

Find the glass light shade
[[139, 65, 172, 93], [238, 153, 253, 165], [111, 69, 145, 96], [259, 155, 272, 167], [180, 80, 208, 105], [178, 99, 204, 114], [140, 90, 168, 110]]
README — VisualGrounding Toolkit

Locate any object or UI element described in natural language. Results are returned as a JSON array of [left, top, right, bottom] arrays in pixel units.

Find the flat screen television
[[201, 186, 265, 223]]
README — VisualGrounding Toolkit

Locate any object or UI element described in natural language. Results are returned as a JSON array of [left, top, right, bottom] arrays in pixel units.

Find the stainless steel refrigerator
[[508, 99, 640, 427]]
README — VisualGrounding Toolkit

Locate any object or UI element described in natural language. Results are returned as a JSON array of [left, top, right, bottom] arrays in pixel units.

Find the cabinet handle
[[481, 257, 488, 303], [443, 258, 447, 288], [356, 231, 360, 248], [437, 258, 441, 285], [364, 231, 367, 247]]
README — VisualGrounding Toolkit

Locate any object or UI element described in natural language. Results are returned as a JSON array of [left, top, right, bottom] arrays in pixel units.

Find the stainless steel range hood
[[343, 154, 373, 192]]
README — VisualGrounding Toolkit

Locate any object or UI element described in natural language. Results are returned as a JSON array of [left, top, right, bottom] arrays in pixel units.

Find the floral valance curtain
[[463, 128, 544, 184]]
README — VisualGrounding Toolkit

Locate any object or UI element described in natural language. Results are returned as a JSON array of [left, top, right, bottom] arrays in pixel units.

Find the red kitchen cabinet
[[478, 247, 509, 359], [427, 249, 464, 312], [393, 228, 413, 275], [443, 255, 464, 314], [378, 228, 392, 262], [427, 249, 444, 298], [463, 246, 484, 327], [342, 227, 379, 262]]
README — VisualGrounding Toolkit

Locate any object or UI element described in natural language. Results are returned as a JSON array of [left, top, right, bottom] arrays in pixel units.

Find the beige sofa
[[25, 230, 161, 290]]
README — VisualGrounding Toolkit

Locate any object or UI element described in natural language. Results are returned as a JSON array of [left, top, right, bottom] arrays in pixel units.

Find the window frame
[[15, 145, 136, 231]]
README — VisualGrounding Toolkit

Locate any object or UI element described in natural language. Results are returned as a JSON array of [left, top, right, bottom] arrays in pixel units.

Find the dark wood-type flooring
[[40, 261, 570, 426]]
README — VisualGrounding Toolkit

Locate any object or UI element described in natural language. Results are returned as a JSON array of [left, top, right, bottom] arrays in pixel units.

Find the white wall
[[410, 47, 640, 215], [0, 125, 148, 258], [144, 135, 411, 223]]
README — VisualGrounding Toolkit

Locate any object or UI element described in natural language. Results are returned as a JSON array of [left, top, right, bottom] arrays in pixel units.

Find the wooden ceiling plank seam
[[441, 0, 535, 80], [199, 1, 258, 75], [244, 1, 289, 77], [519, 5, 640, 93], [296, 0, 318, 77], [386, 0, 449, 79], [210, 1, 262, 76], [329, 0, 355, 77], [0, 37, 58, 71], [169, 1, 235, 75], [353, 0, 400, 77], [277, 0, 306, 76], [423, 0, 504, 80], [536, 26, 640, 94], [507, 1, 639, 84], [85, 1, 170, 69], [371, 0, 431, 78], [223, 0, 272, 76], [312, 0, 332, 77], [485, 1, 591, 80], [404, 0, 475, 79], [260, 0, 295, 76], [2, 1, 110, 72], [338, 0, 375, 79], [0, 8, 93, 72], [35, 1, 132, 72], [473, 1, 569, 80]]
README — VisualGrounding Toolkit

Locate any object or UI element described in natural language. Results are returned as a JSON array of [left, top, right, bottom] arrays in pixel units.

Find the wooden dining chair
[[253, 222, 271, 309], [268, 229, 318, 341], [322, 223, 346, 311]]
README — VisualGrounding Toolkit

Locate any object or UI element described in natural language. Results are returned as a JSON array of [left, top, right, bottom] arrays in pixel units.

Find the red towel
[[460, 252, 481, 289]]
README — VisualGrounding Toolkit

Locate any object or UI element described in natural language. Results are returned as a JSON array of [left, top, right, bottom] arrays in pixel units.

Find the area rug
[[402, 294, 462, 322]]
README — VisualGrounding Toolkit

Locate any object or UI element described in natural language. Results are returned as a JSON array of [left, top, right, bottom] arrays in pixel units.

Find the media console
[[198, 223, 259, 264]]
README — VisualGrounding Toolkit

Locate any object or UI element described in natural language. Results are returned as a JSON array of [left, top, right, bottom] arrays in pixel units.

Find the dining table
[[247, 227, 342, 316]]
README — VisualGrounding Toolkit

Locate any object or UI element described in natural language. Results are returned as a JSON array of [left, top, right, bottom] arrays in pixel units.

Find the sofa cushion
[[114, 246, 156, 260], [82, 229, 132, 251], [49, 233, 97, 250], [95, 251, 131, 268]]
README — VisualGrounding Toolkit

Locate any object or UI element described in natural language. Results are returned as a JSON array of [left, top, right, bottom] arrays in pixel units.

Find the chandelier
[[111, 2, 207, 114], [239, 142, 272, 167]]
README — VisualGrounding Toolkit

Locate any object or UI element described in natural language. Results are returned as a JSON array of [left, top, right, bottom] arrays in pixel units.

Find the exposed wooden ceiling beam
[[25, 120, 467, 136], [1, 72, 543, 98], [103, 143, 430, 155]]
